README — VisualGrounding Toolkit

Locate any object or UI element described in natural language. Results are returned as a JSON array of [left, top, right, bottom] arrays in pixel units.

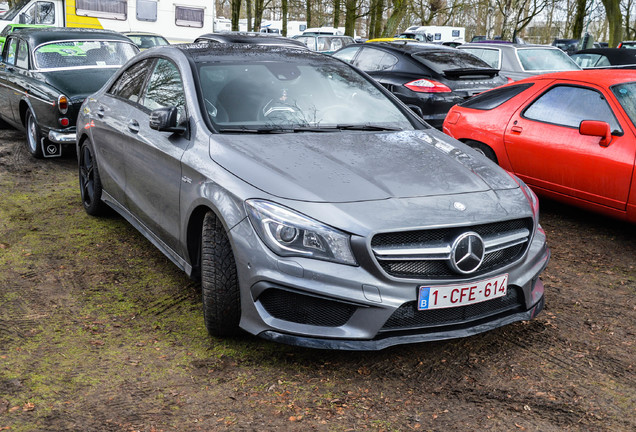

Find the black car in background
[[332, 41, 507, 128], [0, 28, 138, 157], [571, 48, 636, 69], [195, 32, 307, 49]]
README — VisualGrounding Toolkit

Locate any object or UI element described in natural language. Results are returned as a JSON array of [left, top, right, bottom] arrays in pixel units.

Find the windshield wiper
[[335, 124, 403, 131], [218, 124, 403, 134]]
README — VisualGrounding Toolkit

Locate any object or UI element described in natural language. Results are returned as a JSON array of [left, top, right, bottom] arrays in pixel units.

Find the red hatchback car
[[443, 70, 636, 223]]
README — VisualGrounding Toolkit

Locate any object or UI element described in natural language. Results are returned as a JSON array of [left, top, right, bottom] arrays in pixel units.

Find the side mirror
[[407, 104, 424, 118], [579, 120, 611, 147], [149, 106, 186, 133]]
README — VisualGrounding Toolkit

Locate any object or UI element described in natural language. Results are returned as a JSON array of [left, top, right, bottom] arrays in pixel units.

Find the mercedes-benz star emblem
[[450, 232, 485, 274]]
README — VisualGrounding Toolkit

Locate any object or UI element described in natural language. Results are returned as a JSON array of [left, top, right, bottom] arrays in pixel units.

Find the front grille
[[380, 286, 524, 332], [258, 288, 356, 327], [371, 218, 532, 279]]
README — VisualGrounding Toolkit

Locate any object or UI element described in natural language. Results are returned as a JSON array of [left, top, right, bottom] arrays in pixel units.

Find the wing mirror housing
[[579, 120, 612, 147], [149, 107, 186, 133]]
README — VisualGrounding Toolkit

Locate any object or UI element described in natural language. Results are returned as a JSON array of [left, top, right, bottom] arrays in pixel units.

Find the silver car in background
[[76, 44, 549, 350], [458, 42, 581, 81]]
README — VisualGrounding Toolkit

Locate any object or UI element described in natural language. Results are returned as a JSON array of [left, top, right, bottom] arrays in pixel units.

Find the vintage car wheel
[[79, 140, 107, 216], [201, 211, 241, 336], [465, 140, 498, 164], [25, 110, 44, 158]]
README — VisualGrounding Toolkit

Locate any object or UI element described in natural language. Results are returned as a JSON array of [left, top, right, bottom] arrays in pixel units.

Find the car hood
[[41, 68, 118, 102], [209, 129, 518, 203]]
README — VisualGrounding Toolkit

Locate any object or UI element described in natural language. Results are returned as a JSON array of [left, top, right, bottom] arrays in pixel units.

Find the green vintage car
[[0, 23, 49, 50], [0, 27, 139, 157]]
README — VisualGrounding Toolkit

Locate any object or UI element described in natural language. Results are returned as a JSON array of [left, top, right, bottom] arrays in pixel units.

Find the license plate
[[418, 274, 508, 310]]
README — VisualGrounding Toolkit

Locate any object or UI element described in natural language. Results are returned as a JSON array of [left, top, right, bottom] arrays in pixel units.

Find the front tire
[[201, 211, 241, 336], [79, 140, 107, 216], [25, 110, 43, 158]]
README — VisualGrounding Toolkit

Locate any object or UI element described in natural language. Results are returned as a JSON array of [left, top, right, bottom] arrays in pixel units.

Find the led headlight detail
[[245, 199, 357, 266]]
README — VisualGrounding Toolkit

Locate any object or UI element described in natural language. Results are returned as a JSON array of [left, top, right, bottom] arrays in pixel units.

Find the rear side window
[[523, 85, 621, 133], [353, 47, 398, 72], [460, 83, 533, 110], [459, 47, 500, 68]]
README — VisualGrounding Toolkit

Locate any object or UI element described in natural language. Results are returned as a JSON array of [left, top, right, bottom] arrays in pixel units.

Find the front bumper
[[230, 215, 550, 351]]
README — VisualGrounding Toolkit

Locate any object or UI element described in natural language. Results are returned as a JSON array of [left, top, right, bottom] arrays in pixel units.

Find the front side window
[[76, 0, 127, 20], [612, 82, 636, 127], [21, 1, 55, 24], [331, 45, 359, 63], [108, 58, 152, 103], [571, 53, 601, 68], [15, 39, 28, 68], [142, 58, 186, 124], [524, 85, 621, 133], [4, 38, 18, 64], [353, 48, 397, 72], [175, 6, 203, 28]]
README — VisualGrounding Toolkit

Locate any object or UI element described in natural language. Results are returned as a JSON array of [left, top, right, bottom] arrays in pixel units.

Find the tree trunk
[[382, 0, 408, 37], [254, 0, 265, 32], [344, 0, 357, 36], [334, 0, 341, 28], [231, 0, 241, 31], [374, 0, 384, 38], [571, 0, 587, 39], [601, 0, 622, 47], [368, 0, 377, 39], [282, 0, 288, 36], [306, 0, 312, 28], [246, 0, 253, 32]]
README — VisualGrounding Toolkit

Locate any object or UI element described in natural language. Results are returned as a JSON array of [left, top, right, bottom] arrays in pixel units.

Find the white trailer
[[0, 0, 216, 43], [402, 25, 466, 45]]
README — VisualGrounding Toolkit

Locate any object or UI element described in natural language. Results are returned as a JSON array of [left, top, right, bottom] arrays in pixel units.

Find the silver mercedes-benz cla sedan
[[76, 44, 549, 350]]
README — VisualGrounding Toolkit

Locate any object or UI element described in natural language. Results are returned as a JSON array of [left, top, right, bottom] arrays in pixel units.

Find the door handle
[[128, 120, 139, 133], [510, 125, 523, 133], [96, 106, 105, 118]]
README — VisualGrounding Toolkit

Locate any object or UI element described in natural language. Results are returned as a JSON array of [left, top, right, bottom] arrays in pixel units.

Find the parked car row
[[3, 26, 634, 351]]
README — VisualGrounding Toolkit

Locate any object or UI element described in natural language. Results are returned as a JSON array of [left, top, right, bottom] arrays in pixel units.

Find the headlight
[[509, 174, 539, 220], [245, 199, 357, 266]]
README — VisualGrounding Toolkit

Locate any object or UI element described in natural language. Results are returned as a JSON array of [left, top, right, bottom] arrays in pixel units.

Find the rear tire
[[25, 110, 43, 159], [79, 140, 107, 216], [465, 140, 498, 164], [201, 211, 241, 336]]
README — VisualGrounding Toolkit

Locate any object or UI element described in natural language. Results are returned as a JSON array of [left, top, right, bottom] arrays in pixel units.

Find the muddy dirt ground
[[0, 128, 634, 432]]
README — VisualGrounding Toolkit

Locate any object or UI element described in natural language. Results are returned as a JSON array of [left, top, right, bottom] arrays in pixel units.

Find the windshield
[[612, 82, 636, 126], [126, 34, 169, 49], [517, 48, 580, 71], [198, 60, 415, 132], [0, 0, 28, 20], [34, 40, 138, 69]]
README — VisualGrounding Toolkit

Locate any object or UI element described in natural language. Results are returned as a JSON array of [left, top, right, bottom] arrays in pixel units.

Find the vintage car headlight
[[245, 199, 357, 266]]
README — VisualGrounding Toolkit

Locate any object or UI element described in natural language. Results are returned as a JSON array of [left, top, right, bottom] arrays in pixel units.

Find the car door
[[90, 58, 154, 207], [0, 37, 23, 125], [504, 83, 635, 210], [124, 57, 190, 252]]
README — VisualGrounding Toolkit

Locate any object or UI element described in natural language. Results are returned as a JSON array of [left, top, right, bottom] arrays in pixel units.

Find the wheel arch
[[186, 204, 219, 282], [460, 138, 499, 164]]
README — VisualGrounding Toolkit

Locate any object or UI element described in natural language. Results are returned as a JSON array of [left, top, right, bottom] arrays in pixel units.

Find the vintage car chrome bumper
[[48, 129, 76, 144]]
